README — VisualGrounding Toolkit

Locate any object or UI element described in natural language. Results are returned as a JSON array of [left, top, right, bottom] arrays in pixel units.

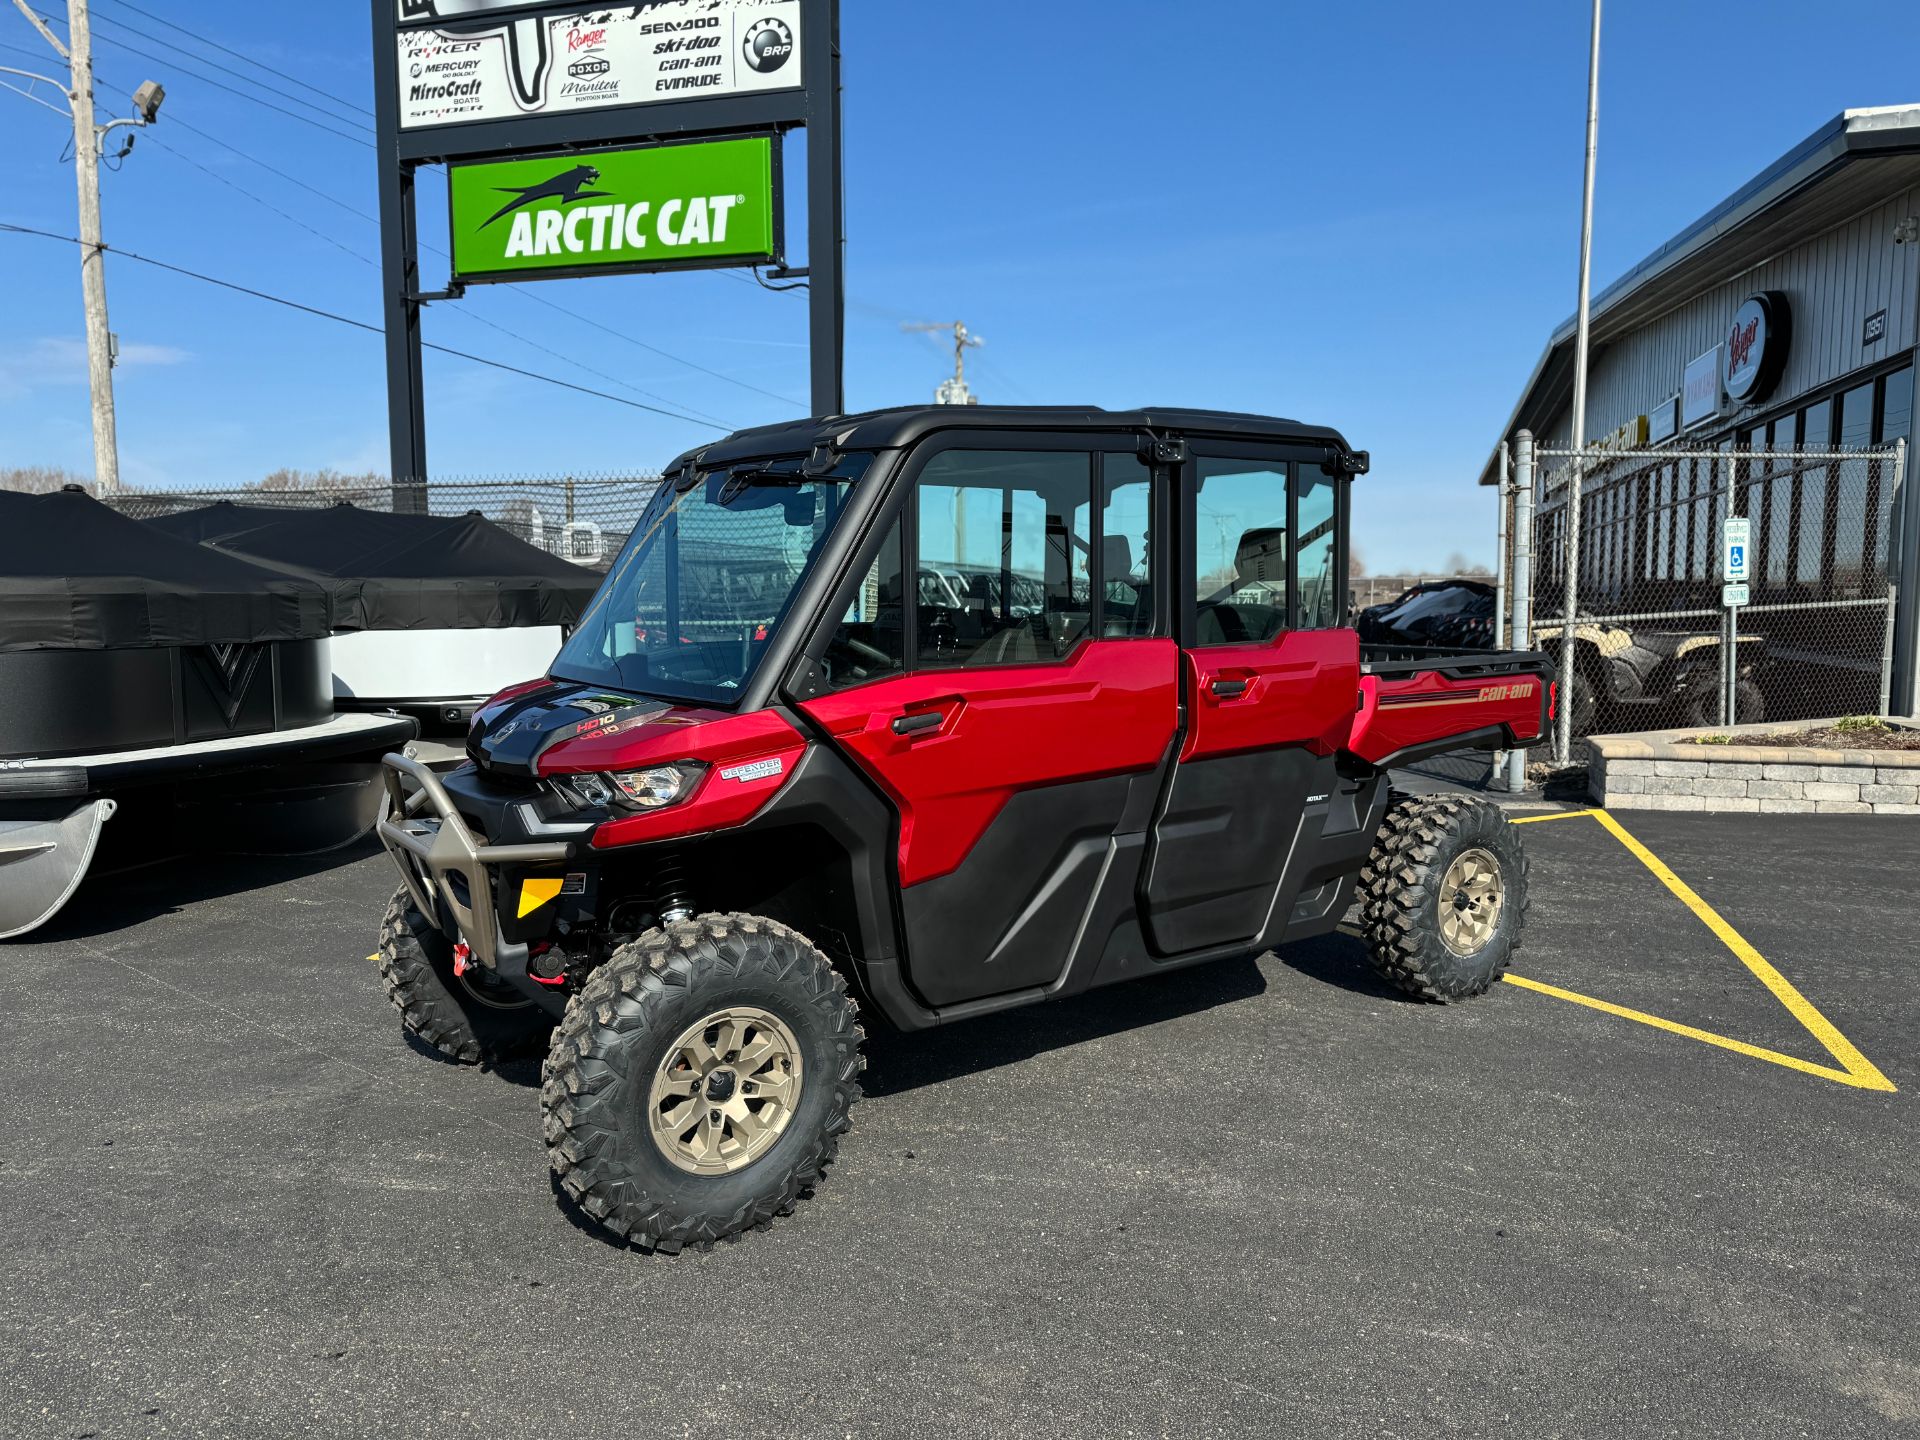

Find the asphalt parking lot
[[3, 807, 1916, 1439]]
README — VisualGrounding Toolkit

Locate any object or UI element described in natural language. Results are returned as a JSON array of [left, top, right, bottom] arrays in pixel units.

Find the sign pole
[[371, 0, 427, 511], [804, 0, 844, 416]]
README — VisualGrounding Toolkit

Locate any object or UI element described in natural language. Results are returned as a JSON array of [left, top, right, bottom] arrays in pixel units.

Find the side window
[[1100, 452, 1155, 637], [1193, 460, 1290, 644], [821, 519, 906, 690], [1294, 469, 1338, 628], [915, 450, 1093, 667]]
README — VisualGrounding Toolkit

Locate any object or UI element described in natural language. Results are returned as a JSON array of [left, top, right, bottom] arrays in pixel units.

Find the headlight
[[608, 764, 695, 808]]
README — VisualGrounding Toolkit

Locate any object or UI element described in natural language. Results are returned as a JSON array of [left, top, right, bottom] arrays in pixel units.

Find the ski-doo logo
[[742, 17, 792, 73]]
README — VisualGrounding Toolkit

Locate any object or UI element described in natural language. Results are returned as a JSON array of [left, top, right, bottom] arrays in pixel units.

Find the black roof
[[0, 489, 331, 652], [683, 404, 1357, 468], [146, 501, 601, 632]]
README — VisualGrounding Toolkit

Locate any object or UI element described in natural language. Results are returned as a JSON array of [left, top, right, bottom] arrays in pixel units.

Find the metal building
[[1483, 106, 1920, 717]]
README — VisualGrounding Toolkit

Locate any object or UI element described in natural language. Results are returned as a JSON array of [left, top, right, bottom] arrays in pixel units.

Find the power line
[[85, 8, 372, 129], [22, 7, 376, 146], [136, 133, 734, 426], [9, 28, 801, 408], [0, 223, 724, 431], [92, 0, 373, 118]]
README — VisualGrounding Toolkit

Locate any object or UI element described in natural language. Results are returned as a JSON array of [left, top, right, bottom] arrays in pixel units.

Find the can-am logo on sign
[[1723, 292, 1791, 404]]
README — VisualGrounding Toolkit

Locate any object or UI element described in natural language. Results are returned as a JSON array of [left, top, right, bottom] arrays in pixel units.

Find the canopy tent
[[147, 501, 602, 631], [0, 489, 331, 652]]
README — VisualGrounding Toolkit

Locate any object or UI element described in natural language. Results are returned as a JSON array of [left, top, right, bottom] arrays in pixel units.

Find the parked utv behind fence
[[373, 406, 1553, 1251]]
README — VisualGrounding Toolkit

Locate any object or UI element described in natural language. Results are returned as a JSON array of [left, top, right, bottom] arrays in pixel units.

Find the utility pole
[[5, 0, 163, 493], [66, 0, 116, 492], [904, 321, 983, 405]]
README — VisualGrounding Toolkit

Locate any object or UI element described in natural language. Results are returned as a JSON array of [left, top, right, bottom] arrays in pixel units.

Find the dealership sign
[[1722, 291, 1790, 404], [448, 136, 778, 282], [397, 0, 802, 131]]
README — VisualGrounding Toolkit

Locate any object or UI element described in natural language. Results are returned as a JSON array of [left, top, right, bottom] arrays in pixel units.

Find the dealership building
[[1483, 105, 1920, 714]]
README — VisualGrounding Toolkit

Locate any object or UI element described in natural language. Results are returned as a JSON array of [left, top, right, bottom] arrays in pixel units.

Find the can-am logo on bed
[[447, 135, 777, 281]]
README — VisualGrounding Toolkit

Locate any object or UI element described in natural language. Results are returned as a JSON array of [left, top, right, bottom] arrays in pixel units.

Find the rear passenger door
[[799, 439, 1180, 1008], [1141, 448, 1361, 955]]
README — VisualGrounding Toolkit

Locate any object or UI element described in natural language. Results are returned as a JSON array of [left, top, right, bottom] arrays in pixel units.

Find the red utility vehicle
[[375, 407, 1551, 1250]]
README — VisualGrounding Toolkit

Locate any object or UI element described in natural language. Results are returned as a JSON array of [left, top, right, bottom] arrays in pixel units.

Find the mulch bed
[[1684, 725, 1920, 752]]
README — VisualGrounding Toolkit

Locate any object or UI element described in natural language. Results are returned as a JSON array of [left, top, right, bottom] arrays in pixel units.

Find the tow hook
[[452, 940, 472, 978], [528, 940, 568, 987]]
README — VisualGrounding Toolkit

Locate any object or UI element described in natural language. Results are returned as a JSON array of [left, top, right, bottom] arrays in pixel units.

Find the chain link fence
[[103, 474, 662, 571], [1497, 440, 1905, 769]]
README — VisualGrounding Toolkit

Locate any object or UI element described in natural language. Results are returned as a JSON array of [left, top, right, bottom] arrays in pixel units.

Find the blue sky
[[3, 1, 1917, 571]]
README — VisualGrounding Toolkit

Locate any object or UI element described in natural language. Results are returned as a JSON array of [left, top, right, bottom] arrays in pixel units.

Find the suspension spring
[[654, 850, 694, 924]]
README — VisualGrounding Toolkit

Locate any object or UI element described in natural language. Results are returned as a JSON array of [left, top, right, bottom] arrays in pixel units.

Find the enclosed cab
[[374, 406, 1552, 1251]]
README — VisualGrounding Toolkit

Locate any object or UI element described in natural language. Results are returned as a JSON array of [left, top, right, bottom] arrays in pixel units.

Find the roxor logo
[[569, 57, 610, 77], [742, 17, 792, 72]]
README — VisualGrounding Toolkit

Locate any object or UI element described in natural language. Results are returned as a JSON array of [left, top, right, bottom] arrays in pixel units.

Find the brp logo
[[742, 17, 792, 73]]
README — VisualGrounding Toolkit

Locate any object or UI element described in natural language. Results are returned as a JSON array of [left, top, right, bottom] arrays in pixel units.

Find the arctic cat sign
[[447, 136, 778, 282]]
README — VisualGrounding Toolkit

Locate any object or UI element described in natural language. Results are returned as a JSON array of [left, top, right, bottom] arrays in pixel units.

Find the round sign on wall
[[1723, 291, 1790, 404]]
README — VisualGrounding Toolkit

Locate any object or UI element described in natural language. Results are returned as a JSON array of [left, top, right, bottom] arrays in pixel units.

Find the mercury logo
[[742, 17, 792, 72]]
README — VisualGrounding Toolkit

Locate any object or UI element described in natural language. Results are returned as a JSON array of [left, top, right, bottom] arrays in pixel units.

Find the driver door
[[799, 440, 1180, 1009]]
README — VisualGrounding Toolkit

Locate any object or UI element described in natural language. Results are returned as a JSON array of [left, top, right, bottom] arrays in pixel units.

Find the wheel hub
[[1438, 847, 1504, 957], [648, 1006, 803, 1175]]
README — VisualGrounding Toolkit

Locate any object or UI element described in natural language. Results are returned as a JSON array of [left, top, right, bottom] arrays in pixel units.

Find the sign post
[[1720, 516, 1752, 726]]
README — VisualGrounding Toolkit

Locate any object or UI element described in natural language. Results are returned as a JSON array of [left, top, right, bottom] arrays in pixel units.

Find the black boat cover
[[0, 489, 331, 652], [147, 501, 602, 631]]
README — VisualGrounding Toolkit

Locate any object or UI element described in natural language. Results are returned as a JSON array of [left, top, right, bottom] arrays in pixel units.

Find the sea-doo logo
[[742, 17, 792, 73], [569, 57, 609, 77]]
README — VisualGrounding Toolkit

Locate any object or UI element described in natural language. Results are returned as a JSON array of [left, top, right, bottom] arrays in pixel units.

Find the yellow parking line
[[1508, 809, 1595, 825], [1502, 974, 1880, 1089], [1500, 807, 1896, 1093]]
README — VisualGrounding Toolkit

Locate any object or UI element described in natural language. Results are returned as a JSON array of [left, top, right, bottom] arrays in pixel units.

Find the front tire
[[1358, 795, 1529, 1002], [376, 886, 552, 1063], [541, 913, 863, 1252]]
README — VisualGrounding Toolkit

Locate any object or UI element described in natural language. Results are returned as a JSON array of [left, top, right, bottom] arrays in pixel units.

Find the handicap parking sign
[[1722, 518, 1751, 582]]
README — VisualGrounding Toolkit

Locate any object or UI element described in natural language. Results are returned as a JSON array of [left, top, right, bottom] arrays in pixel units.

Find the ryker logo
[[741, 17, 792, 73]]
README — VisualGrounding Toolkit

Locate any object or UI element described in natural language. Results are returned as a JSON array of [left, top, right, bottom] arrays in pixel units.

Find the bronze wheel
[[647, 1006, 804, 1176], [1437, 847, 1504, 956]]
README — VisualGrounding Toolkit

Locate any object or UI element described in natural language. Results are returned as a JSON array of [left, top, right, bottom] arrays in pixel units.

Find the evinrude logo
[[742, 17, 792, 73]]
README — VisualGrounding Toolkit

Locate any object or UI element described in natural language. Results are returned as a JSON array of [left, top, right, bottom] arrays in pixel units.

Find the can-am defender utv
[[375, 407, 1554, 1251]]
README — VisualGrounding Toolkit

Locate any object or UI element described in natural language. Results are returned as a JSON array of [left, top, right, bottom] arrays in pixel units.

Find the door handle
[[891, 709, 944, 735], [1209, 678, 1249, 699]]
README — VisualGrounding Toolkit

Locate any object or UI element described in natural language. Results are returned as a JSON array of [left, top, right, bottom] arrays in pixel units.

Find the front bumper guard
[[376, 753, 572, 976]]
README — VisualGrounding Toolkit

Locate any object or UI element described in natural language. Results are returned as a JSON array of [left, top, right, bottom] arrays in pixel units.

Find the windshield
[[552, 452, 875, 703]]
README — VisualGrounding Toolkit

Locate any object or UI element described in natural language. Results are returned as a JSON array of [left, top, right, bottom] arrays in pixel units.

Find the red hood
[[469, 677, 801, 778]]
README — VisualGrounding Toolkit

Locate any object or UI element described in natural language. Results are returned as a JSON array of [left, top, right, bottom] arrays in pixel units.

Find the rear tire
[[376, 886, 552, 1063], [1359, 795, 1529, 1002], [1680, 677, 1764, 729], [541, 913, 863, 1252]]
